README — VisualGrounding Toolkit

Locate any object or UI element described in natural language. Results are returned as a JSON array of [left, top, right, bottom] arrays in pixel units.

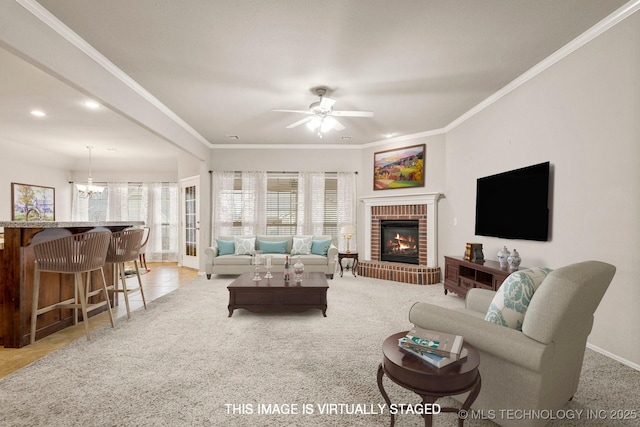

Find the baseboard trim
[[586, 342, 640, 372]]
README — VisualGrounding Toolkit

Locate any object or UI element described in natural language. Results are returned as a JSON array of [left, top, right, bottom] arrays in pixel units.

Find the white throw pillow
[[291, 236, 312, 255], [233, 237, 256, 255], [485, 267, 553, 330]]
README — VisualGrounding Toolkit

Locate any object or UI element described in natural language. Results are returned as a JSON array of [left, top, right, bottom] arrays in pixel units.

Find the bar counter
[[0, 221, 144, 348]]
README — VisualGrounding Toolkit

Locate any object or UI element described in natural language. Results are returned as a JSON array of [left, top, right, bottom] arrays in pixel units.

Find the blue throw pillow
[[259, 240, 288, 254], [311, 239, 332, 256], [216, 239, 235, 256]]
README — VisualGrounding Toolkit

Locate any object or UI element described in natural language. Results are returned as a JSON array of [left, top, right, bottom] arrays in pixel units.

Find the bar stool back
[[138, 226, 151, 271], [107, 228, 147, 319], [31, 231, 114, 344]]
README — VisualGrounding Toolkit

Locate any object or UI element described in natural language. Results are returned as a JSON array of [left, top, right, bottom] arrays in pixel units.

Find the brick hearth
[[357, 194, 442, 285], [358, 260, 440, 285]]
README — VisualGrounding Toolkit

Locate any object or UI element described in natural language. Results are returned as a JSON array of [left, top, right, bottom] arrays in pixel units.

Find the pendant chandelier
[[75, 146, 104, 199]]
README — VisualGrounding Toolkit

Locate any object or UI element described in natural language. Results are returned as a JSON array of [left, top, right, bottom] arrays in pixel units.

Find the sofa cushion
[[485, 267, 553, 330], [214, 255, 252, 266], [216, 239, 235, 256], [234, 237, 256, 255], [291, 236, 312, 255], [311, 239, 332, 256], [295, 254, 330, 265], [258, 240, 288, 254]]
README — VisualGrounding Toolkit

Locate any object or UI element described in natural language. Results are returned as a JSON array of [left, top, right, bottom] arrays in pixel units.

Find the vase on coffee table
[[252, 251, 263, 281], [264, 255, 273, 279], [294, 256, 305, 283]]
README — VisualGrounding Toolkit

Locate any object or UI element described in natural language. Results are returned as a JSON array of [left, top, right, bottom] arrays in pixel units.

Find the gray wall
[[441, 11, 640, 366]]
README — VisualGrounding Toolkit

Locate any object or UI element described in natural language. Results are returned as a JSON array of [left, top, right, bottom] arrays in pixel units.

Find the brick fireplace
[[358, 193, 442, 285]]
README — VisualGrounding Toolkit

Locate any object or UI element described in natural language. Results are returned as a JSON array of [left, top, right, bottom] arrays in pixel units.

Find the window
[[227, 172, 337, 236], [266, 176, 298, 235], [87, 189, 108, 222]]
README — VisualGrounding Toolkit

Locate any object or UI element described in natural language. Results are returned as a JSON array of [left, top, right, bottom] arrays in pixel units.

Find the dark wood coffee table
[[377, 331, 481, 427], [227, 272, 329, 317]]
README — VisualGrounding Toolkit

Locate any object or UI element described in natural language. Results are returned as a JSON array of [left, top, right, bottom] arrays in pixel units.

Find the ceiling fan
[[272, 87, 374, 138]]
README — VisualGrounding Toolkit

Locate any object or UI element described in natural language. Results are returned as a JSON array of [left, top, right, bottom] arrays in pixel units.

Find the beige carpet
[[0, 274, 638, 426]]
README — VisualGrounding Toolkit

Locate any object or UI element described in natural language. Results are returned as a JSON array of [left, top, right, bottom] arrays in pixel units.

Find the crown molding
[[444, 0, 640, 133], [16, 0, 212, 149], [210, 143, 362, 150], [16, 0, 640, 151]]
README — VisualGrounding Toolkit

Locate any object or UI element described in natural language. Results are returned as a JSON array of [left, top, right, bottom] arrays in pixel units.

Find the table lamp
[[340, 225, 356, 253]]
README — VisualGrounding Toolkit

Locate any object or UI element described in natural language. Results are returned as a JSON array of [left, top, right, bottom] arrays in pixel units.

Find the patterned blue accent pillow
[[291, 236, 312, 255], [216, 239, 235, 256], [258, 240, 288, 254], [311, 239, 332, 256], [485, 267, 553, 330], [233, 237, 256, 255]]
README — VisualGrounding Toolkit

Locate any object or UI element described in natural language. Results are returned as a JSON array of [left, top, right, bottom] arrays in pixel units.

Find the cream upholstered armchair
[[409, 261, 615, 427]]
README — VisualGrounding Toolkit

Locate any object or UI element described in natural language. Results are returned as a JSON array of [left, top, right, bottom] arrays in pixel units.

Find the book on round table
[[402, 325, 464, 358], [398, 341, 468, 368]]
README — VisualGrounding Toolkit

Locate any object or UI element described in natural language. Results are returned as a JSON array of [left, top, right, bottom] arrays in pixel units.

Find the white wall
[[441, 12, 640, 366], [210, 146, 363, 174], [0, 140, 72, 221]]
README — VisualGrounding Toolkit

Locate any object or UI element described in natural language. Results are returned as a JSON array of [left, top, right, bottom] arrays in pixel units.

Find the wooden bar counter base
[[0, 221, 143, 348]]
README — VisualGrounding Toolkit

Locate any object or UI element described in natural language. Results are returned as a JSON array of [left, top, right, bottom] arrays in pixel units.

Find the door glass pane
[[184, 185, 197, 256]]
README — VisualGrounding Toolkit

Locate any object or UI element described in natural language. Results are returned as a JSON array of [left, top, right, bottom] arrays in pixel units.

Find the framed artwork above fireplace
[[373, 144, 425, 190]]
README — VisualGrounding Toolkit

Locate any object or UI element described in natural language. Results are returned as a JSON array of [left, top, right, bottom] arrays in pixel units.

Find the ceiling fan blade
[[319, 96, 336, 109], [287, 117, 313, 128], [331, 110, 374, 117], [333, 119, 346, 131], [271, 109, 312, 114]]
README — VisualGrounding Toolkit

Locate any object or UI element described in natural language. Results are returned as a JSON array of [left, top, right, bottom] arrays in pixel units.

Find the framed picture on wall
[[11, 182, 55, 221], [373, 144, 425, 190]]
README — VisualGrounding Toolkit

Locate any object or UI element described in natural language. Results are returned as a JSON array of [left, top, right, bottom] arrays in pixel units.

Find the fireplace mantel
[[359, 193, 442, 268]]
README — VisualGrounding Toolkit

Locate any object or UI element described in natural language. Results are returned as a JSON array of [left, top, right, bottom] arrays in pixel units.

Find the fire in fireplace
[[380, 220, 419, 264]]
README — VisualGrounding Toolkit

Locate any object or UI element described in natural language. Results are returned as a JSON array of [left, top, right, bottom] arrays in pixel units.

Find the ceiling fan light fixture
[[76, 146, 105, 199], [306, 116, 322, 131], [320, 116, 337, 132]]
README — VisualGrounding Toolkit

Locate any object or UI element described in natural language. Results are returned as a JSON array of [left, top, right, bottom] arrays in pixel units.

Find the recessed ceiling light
[[225, 135, 239, 140], [30, 110, 46, 117], [383, 132, 395, 138], [83, 100, 101, 109]]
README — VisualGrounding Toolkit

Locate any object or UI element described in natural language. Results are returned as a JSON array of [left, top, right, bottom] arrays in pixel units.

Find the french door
[[181, 176, 200, 269]]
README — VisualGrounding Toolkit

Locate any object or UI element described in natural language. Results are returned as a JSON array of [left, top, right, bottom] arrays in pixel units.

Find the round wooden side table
[[377, 331, 481, 427]]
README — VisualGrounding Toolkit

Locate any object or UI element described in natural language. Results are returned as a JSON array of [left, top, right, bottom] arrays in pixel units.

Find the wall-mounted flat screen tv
[[475, 161, 550, 241]]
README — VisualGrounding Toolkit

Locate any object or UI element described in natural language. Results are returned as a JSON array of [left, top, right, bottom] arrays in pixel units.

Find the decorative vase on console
[[293, 256, 305, 283], [497, 246, 510, 268], [507, 249, 521, 271]]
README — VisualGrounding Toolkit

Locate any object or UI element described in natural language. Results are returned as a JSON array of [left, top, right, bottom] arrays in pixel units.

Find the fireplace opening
[[380, 220, 419, 264]]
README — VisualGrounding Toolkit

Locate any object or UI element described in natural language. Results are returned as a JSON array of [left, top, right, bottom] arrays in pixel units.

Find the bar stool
[[138, 226, 151, 272], [107, 228, 147, 319], [30, 231, 114, 344]]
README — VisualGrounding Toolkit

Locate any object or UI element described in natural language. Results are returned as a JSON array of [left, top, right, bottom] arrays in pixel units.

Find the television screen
[[475, 162, 550, 241]]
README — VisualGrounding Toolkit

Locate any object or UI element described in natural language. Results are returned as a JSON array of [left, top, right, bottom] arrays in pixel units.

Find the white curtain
[[337, 172, 357, 252], [146, 183, 179, 262], [105, 182, 128, 221], [71, 183, 89, 220], [241, 171, 267, 235], [211, 171, 236, 238], [296, 172, 325, 236], [71, 181, 179, 262]]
